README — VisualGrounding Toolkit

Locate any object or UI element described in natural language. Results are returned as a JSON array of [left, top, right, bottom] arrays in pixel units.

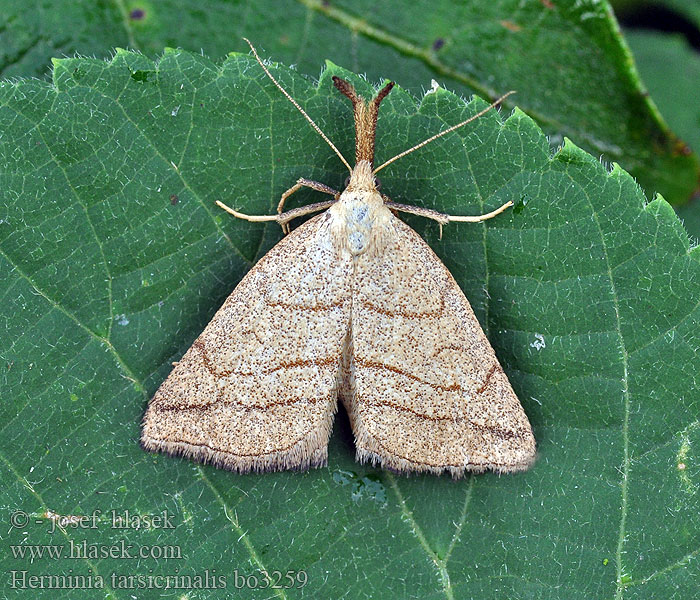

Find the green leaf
[[2, 50, 699, 598], [624, 30, 700, 159], [622, 29, 700, 240], [0, 0, 697, 205]]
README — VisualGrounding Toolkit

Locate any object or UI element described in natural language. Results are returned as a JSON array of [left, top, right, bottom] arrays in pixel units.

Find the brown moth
[[141, 40, 536, 477]]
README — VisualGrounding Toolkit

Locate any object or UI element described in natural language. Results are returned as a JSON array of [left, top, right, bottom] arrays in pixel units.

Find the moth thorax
[[332, 185, 386, 257]]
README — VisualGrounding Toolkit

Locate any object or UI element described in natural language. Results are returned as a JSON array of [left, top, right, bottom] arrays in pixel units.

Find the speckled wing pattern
[[142, 201, 535, 476], [345, 216, 536, 476], [141, 212, 352, 472]]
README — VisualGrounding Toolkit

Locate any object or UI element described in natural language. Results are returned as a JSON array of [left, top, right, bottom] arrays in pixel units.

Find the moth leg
[[278, 178, 340, 233], [216, 199, 336, 230], [382, 195, 513, 239]]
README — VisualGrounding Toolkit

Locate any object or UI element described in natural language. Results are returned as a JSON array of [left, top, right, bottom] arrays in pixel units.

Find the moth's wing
[[346, 215, 536, 477], [141, 211, 351, 472]]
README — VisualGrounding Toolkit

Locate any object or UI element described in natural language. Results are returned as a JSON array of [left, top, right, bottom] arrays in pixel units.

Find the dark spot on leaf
[[513, 194, 529, 215], [170, 194, 179, 205], [72, 67, 85, 81], [322, 0, 330, 6], [129, 8, 145, 20], [131, 70, 153, 83], [432, 38, 445, 51], [673, 139, 692, 156], [541, 0, 554, 8]]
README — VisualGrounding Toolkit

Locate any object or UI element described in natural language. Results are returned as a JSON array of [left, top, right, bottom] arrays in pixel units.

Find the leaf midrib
[[572, 174, 631, 599]]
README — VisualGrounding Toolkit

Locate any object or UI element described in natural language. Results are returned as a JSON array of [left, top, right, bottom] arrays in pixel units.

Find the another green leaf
[[625, 30, 700, 156], [623, 29, 700, 240], [0, 0, 697, 204]]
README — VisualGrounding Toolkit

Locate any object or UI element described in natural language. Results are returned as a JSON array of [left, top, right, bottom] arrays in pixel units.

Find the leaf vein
[[386, 473, 455, 600], [573, 175, 631, 600], [0, 447, 125, 600], [197, 466, 288, 600]]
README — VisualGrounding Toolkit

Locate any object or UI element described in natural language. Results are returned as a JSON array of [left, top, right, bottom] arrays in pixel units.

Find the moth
[[141, 40, 536, 477]]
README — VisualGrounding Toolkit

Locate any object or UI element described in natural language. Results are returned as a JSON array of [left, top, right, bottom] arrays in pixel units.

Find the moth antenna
[[243, 39, 352, 173], [373, 90, 516, 175]]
